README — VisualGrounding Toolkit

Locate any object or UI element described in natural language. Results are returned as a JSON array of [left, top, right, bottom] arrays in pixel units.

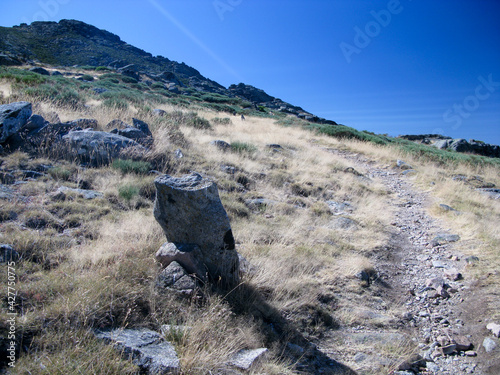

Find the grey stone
[[434, 139, 452, 149], [156, 245, 205, 280], [426, 361, 440, 372], [95, 328, 180, 374], [228, 348, 268, 370], [439, 204, 457, 212], [0, 244, 19, 263], [244, 198, 276, 209], [154, 173, 239, 286], [62, 130, 146, 166], [210, 140, 231, 151], [486, 322, 500, 338], [482, 337, 497, 352], [153, 109, 167, 117], [111, 127, 152, 147], [426, 277, 445, 289], [23, 114, 47, 131], [465, 256, 480, 265], [326, 200, 353, 215], [57, 186, 103, 200], [431, 234, 460, 247], [92, 87, 108, 94], [476, 188, 500, 199], [132, 118, 152, 137], [0, 101, 32, 143], [29, 67, 50, 75], [444, 267, 462, 281]]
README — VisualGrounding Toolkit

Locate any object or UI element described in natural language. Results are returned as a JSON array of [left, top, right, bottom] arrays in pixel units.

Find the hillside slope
[[0, 64, 499, 374]]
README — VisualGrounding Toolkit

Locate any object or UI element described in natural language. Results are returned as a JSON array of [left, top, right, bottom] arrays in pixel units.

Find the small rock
[[431, 234, 460, 247], [432, 260, 446, 268], [426, 361, 440, 372], [426, 277, 445, 289], [174, 149, 183, 159], [210, 139, 231, 151], [465, 256, 480, 265], [228, 348, 268, 370], [464, 350, 477, 357], [29, 67, 50, 75], [486, 322, 500, 338], [444, 267, 462, 281], [482, 337, 497, 352], [441, 344, 457, 355], [452, 336, 472, 351], [439, 204, 457, 212]]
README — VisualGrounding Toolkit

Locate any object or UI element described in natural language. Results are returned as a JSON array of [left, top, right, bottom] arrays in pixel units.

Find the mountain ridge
[[0, 19, 336, 125]]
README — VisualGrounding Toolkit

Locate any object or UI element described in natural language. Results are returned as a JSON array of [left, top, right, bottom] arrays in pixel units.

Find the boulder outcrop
[[0, 101, 32, 143], [153, 172, 239, 286]]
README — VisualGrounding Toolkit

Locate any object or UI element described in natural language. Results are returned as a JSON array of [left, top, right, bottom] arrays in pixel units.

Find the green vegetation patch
[[112, 159, 152, 175]]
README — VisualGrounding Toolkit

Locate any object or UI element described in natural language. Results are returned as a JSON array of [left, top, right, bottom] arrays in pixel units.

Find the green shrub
[[112, 159, 152, 175], [151, 82, 165, 90], [118, 184, 140, 201], [95, 66, 111, 71], [212, 117, 232, 125], [231, 141, 257, 154], [48, 167, 73, 181], [0, 67, 47, 85], [121, 76, 138, 84], [80, 74, 94, 82]]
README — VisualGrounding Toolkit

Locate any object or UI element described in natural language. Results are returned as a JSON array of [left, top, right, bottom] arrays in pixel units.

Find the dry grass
[[3, 77, 499, 373]]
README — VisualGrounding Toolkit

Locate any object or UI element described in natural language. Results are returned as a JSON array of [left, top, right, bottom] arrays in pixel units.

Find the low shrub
[[118, 184, 140, 201], [231, 141, 257, 154], [112, 159, 152, 175]]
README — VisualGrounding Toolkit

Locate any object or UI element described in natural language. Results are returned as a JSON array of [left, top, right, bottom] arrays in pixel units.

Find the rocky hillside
[[0, 19, 335, 125]]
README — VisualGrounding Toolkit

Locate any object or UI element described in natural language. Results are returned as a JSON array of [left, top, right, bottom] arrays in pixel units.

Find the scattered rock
[[56, 186, 103, 200], [153, 172, 239, 286], [61, 129, 146, 166], [156, 261, 197, 294], [476, 188, 500, 199], [464, 350, 477, 357], [210, 139, 231, 151], [0, 244, 19, 263], [132, 118, 152, 137], [228, 348, 268, 370], [95, 328, 180, 374], [482, 337, 497, 353], [486, 322, 500, 338], [111, 127, 152, 147], [465, 256, 480, 265], [439, 204, 458, 212], [156, 243, 205, 278], [244, 198, 276, 209], [0, 101, 32, 143], [29, 67, 50, 75], [444, 267, 462, 281], [326, 200, 353, 215], [431, 233, 460, 247], [452, 336, 473, 351], [425, 277, 445, 289], [153, 109, 167, 117], [431, 260, 446, 268], [23, 114, 47, 132]]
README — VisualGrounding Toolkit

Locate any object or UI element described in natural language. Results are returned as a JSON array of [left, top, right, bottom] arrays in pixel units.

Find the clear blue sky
[[1, 0, 499, 144]]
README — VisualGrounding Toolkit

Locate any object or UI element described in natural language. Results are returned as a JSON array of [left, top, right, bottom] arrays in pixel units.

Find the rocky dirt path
[[319, 149, 485, 375]]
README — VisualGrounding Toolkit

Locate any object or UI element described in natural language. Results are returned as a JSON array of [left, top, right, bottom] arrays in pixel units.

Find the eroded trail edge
[[319, 149, 483, 375]]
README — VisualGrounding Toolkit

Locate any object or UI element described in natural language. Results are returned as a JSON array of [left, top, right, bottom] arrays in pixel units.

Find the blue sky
[[1, 0, 499, 144]]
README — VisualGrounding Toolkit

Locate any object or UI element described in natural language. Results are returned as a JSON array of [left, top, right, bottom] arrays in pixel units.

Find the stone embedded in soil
[[482, 337, 498, 353], [486, 322, 500, 338], [444, 267, 462, 281], [228, 348, 268, 370], [153, 172, 239, 286]]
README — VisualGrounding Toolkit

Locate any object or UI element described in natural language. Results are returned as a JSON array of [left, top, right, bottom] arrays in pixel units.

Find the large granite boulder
[[0, 102, 32, 143], [153, 173, 239, 286], [61, 129, 146, 166]]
